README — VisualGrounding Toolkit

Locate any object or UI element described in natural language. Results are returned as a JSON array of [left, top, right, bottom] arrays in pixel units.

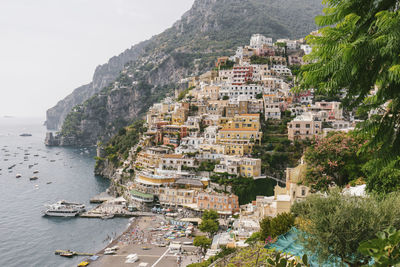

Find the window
[[306, 124, 310, 128], [301, 188, 306, 196], [296, 124, 300, 128]]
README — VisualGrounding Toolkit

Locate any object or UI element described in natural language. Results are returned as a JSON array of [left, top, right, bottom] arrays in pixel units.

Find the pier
[[79, 211, 154, 218]]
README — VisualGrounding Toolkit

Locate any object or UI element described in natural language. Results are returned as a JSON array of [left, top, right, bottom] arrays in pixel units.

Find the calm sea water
[[0, 117, 128, 267]]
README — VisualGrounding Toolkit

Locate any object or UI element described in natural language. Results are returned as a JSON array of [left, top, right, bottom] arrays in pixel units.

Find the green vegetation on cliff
[[95, 120, 146, 175], [252, 112, 309, 179], [104, 120, 146, 162]]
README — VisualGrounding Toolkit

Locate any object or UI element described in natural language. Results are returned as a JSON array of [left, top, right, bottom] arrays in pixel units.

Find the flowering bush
[[304, 132, 367, 191]]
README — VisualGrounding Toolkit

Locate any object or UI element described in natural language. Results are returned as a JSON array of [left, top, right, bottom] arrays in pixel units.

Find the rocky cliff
[[48, 0, 323, 145]]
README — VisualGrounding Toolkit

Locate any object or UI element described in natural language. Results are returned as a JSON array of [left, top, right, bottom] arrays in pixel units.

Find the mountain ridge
[[46, 0, 323, 146]]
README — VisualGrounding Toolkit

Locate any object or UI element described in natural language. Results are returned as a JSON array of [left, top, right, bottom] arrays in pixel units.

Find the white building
[[250, 34, 273, 49], [219, 84, 264, 100], [300, 44, 312, 55], [271, 65, 292, 76]]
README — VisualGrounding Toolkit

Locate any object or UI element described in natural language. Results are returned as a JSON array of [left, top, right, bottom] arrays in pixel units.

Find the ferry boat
[[43, 201, 85, 217]]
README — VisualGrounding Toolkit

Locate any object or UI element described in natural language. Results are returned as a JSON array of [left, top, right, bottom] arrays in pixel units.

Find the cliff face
[[49, 0, 323, 145]]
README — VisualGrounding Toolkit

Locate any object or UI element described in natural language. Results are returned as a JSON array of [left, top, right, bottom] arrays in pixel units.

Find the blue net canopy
[[265, 227, 343, 267]]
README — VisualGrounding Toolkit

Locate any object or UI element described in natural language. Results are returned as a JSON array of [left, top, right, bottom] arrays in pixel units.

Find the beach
[[90, 215, 201, 267]]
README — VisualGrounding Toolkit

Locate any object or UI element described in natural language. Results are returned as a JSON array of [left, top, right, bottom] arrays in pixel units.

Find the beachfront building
[[197, 191, 239, 215], [159, 187, 196, 206]]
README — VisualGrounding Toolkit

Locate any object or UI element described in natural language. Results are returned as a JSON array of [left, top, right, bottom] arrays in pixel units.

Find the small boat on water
[[16, 174, 22, 178], [33, 170, 39, 174], [20, 133, 32, 137], [46, 182, 52, 184], [30, 176, 38, 180], [8, 164, 16, 169], [60, 252, 74, 258], [101, 214, 114, 220]]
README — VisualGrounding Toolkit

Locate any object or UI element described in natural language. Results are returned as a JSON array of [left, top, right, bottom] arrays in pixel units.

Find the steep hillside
[[49, 0, 323, 146]]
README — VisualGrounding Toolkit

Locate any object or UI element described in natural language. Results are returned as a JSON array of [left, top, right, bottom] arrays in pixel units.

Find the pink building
[[287, 113, 322, 141]]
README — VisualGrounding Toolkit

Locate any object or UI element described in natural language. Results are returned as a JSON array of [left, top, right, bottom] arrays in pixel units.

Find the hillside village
[[96, 33, 357, 260]]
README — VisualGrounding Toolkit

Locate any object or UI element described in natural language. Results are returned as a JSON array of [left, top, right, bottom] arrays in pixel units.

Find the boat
[[33, 170, 39, 174], [43, 201, 85, 217], [125, 254, 139, 263], [8, 164, 16, 169], [46, 182, 52, 184], [77, 261, 90, 266], [19, 133, 32, 137], [30, 176, 38, 180], [60, 252, 74, 258], [101, 214, 114, 220], [16, 174, 22, 178], [104, 248, 116, 255]]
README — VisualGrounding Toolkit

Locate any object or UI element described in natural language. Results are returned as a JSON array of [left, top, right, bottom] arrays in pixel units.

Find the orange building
[[196, 191, 239, 215]]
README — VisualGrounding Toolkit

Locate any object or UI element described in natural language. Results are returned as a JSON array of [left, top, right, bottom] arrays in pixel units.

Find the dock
[[80, 211, 154, 218]]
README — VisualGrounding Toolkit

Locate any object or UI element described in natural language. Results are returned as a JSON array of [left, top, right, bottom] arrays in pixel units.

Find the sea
[[0, 117, 129, 267]]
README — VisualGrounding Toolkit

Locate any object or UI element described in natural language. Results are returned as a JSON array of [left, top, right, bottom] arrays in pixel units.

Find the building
[[197, 191, 239, 215], [159, 187, 196, 206], [287, 113, 322, 141], [232, 66, 254, 85], [250, 34, 273, 49], [159, 154, 198, 171]]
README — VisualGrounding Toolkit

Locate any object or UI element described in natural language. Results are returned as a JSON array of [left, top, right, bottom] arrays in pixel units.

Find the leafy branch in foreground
[[298, 0, 400, 172]]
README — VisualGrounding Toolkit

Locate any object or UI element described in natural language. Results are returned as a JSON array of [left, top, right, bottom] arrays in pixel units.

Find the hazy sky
[[0, 0, 194, 118]]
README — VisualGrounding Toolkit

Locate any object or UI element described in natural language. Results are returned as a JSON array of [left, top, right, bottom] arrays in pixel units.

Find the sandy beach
[[89, 215, 201, 267]]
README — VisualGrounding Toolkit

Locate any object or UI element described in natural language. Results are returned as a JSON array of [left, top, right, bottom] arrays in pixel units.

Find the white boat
[[16, 174, 22, 178], [43, 201, 85, 217], [30, 176, 38, 180], [125, 254, 139, 263], [104, 248, 116, 255]]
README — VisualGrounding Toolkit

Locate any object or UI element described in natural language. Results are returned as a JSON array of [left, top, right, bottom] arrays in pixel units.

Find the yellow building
[[203, 85, 220, 100], [240, 158, 262, 178], [225, 114, 261, 131], [135, 152, 160, 170], [136, 172, 176, 185], [217, 129, 262, 144], [274, 161, 310, 204], [159, 188, 196, 206], [171, 108, 188, 126]]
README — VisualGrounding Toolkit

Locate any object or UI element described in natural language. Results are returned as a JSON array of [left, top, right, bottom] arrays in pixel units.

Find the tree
[[291, 191, 400, 266], [199, 210, 220, 237], [259, 212, 295, 241], [298, 0, 400, 175], [202, 209, 219, 221], [363, 157, 400, 195], [304, 132, 368, 191], [193, 236, 212, 256], [358, 226, 400, 267], [222, 95, 229, 100]]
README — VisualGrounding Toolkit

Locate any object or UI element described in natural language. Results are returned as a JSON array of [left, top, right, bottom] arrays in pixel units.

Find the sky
[[0, 0, 195, 118]]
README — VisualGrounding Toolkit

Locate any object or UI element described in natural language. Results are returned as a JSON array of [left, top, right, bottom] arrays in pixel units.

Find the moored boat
[[43, 201, 85, 217]]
